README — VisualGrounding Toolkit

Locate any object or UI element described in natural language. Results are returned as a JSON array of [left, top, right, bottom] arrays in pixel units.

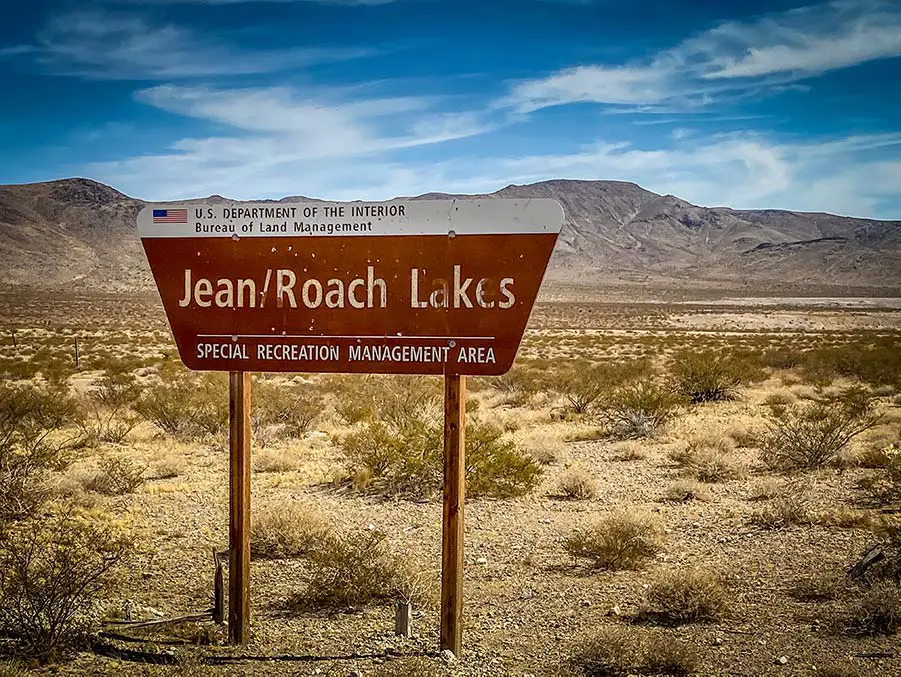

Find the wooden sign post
[[138, 198, 564, 650], [441, 374, 466, 655], [228, 371, 251, 645]]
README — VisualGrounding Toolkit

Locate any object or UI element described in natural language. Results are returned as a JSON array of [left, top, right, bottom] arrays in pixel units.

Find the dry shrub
[[135, 372, 228, 440], [83, 454, 146, 495], [329, 374, 441, 426], [288, 529, 434, 610], [556, 360, 650, 414], [750, 480, 813, 530], [747, 477, 782, 501], [253, 448, 302, 473], [76, 372, 140, 446], [640, 568, 730, 624], [663, 479, 711, 503], [373, 657, 449, 676], [252, 501, 332, 559], [760, 387, 881, 471], [800, 339, 901, 389], [671, 351, 744, 403], [0, 507, 133, 661], [569, 626, 699, 677], [0, 385, 78, 521], [597, 379, 683, 439], [857, 443, 901, 508], [487, 365, 542, 407], [843, 581, 901, 635], [854, 444, 894, 469], [818, 508, 873, 529], [552, 465, 597, 500], [789, 573, 846, 602], [250, 380, 321, 447], [564, 509, 665, 570], [341, 411, 540, 499]]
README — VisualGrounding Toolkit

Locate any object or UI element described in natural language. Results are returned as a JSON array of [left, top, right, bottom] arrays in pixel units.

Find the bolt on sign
[[138, 199, 565, 375]]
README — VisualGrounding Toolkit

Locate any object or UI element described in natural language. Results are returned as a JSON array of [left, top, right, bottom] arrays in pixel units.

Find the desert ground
[[1, 287, 900, 677]]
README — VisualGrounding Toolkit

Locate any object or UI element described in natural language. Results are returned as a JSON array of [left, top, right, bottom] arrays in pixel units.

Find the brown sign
[[138, 199, 564, 375]]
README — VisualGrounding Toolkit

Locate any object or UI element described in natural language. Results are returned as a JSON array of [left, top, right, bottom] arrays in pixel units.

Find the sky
[[1, 0, 900, 218]]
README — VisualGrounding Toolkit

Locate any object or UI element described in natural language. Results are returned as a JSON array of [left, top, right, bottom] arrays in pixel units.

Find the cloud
[[504, 0, 901, 113], [21, 9, 375, 79], [85, 83, 494, 199]]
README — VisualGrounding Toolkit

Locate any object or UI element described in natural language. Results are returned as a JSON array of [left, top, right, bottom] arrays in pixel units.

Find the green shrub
[[136, 373, 228, 440], [640, 568, 730, 624], [556, 360, 650, 414], [564, 509, 665, 570], [328, 374, 441, 426], [596, 379, 683, 439], [83, 454, 147, 495], [671, 351, 744, 403], [801, 339, 901, 388], [287, 529, 433, 610], [0, 508, 132, 660], [0, 385, 77, 521], [760, 388, 881, 471], [340, 410, 540, 499]]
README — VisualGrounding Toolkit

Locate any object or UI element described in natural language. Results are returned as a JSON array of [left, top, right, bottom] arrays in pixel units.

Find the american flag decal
[[153, 208, 188, 224]]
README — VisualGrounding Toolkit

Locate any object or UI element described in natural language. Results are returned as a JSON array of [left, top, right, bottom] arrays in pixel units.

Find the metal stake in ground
[[228, 371, 251, 645], [440, 373, 466, 656]]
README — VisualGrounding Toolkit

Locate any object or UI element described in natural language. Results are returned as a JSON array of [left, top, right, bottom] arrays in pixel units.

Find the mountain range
[[1, 177, 899, 294]]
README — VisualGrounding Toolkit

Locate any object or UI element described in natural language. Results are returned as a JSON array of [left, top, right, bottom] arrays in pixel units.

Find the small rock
[[606, 605, 621, 617], [349, 672, 363, 677], [712, 636, 724, 646], [440, 649, 456, 663], [580, 600, 591, 607], [476, 556, 488, 564], [775, 656, 789, 666]]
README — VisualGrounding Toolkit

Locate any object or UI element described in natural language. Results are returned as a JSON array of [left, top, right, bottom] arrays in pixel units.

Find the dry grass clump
[[842, 580, 901, 635], [669, 435, 746, 483], [252, 500, 332, 559], [569, 626, 699, 677], [288, 529, 434, 610], [663, 479, 712, 503], [516, 430, 566, 465], [639, 568, 731, 624], [750, 480, 813, 530], [760, 387, 881, 471], [564, 509, 665, 570], [82, 454, 146, 495], [148, 453, 185, 480], [789, 573, 847, 602], [611, 440, 648, 461], [253, 448, 302, 473], [552, 465, 598, 500]]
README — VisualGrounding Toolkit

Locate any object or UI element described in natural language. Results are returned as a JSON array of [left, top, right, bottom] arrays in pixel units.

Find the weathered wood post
[[440, 373, 466, 656], [213, 548, 225, 625], [73, 335, 79, 367], [228, 371, 251, 645]]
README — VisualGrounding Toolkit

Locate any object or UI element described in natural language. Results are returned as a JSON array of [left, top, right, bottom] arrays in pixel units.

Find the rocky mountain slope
[[1, 177, 899, 292]]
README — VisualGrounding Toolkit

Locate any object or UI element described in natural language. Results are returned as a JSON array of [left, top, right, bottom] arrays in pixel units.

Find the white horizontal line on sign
[[197, 334, 497, 340], [137, 199, 564, 238]]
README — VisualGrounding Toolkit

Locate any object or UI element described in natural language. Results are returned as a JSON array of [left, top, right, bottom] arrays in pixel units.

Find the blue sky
[[1, 0, 900, 218]]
